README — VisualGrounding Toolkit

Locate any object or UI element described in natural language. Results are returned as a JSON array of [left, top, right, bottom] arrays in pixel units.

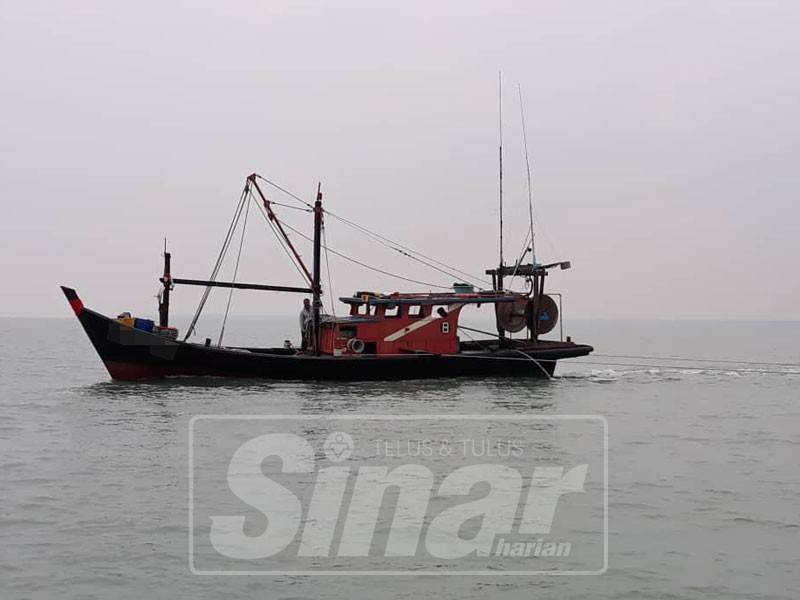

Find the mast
[[498, 71, 504, 284], [159, 241, 171, 327], [312, 183, 323, 355], [497, 72, 506, 345]]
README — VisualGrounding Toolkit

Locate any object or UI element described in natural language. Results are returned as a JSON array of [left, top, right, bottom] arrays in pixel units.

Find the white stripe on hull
[[383, 303, 463, 342]]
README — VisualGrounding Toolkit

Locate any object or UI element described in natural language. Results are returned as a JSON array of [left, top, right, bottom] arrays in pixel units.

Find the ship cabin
[[317, 290, 522, 356]]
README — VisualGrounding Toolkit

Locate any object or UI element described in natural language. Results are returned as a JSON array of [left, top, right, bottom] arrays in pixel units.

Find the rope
[[589, 353, 800, 368], [250, 173, 491, 290], [567, 359, 798, 376], [456, 324, 494, 351], [278, 220, 452, 290], [448, 351, 553, 379], [326, 210, 492, 288], [326, 211, 490, 289], [322, 224, 336, 316], [508, 348, 553, 379], [457, 325, 552, 379], [250, 191, 314, 286], [265, 200, 313, 212], [518, 84, 536, 265], [184, 183, 249, 340], [254, 174, 314, 209], [217, 196, 250, 346], [507, 229, 532, 289], [458, 324, 500, 339]]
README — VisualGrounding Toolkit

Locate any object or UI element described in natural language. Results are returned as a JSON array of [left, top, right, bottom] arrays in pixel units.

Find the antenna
[[498, 71, 504, 276], [495, 72, 507, 344], [518, 84, 536, 264]]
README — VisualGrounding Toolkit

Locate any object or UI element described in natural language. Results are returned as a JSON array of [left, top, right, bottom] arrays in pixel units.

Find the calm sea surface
[[1, 316, 798, 599]]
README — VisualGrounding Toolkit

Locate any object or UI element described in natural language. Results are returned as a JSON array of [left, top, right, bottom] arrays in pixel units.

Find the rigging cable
[[217, 195, 250, 346], [322, 223, 336, 316], [585, 353, 800, 369], [278, 219, 452, 289], [518, 84, 536, 265], [250, 190, 314, 287], [507, 85, 537, 290], [184, 183, 249, 340], [565, 359, 798, 376], [251, 172, 492, 288], [254, 174, 314, 209], [325, 210, 491, 289], [454, 324, 552, 378], [264, 200, 313, 213], [507, 229, 532, 289]]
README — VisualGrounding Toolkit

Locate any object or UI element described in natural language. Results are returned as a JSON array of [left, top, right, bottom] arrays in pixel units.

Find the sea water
[[1, 317, 798, 599]]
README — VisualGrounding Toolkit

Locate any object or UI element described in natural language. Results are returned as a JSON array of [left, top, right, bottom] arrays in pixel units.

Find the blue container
[[134, 318, 155, 333]]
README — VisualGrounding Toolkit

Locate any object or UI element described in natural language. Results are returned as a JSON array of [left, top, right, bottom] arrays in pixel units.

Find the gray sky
[[1, 0, 798, 320]]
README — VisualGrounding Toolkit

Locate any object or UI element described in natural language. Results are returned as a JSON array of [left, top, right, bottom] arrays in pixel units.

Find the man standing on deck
[[299, 298, 312, 350]]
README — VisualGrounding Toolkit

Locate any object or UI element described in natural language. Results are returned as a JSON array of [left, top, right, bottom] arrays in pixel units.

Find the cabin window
[[384, 304, 400, 318], [356, 303, 373, 316], [339, 326, 357, 339], [408, 305, 422, 318]]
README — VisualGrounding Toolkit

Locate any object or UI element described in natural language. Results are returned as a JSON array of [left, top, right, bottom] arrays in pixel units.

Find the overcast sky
[[1, 0, 798, 321]]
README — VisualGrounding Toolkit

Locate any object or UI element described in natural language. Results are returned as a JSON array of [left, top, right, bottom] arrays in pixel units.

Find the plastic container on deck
[[134, 318, 155, 333]]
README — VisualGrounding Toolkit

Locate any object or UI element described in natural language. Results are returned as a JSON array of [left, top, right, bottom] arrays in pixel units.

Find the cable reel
[[528, 294, 559, 335], [495, 294, 559, 335]]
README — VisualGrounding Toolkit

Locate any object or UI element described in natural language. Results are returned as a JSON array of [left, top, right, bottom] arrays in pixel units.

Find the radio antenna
[[498, 72, 504, 280], [518, 84, 536, 264]]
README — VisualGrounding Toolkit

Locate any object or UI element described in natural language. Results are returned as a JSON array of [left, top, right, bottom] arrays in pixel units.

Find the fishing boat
[[61, 169, 592, 381]]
